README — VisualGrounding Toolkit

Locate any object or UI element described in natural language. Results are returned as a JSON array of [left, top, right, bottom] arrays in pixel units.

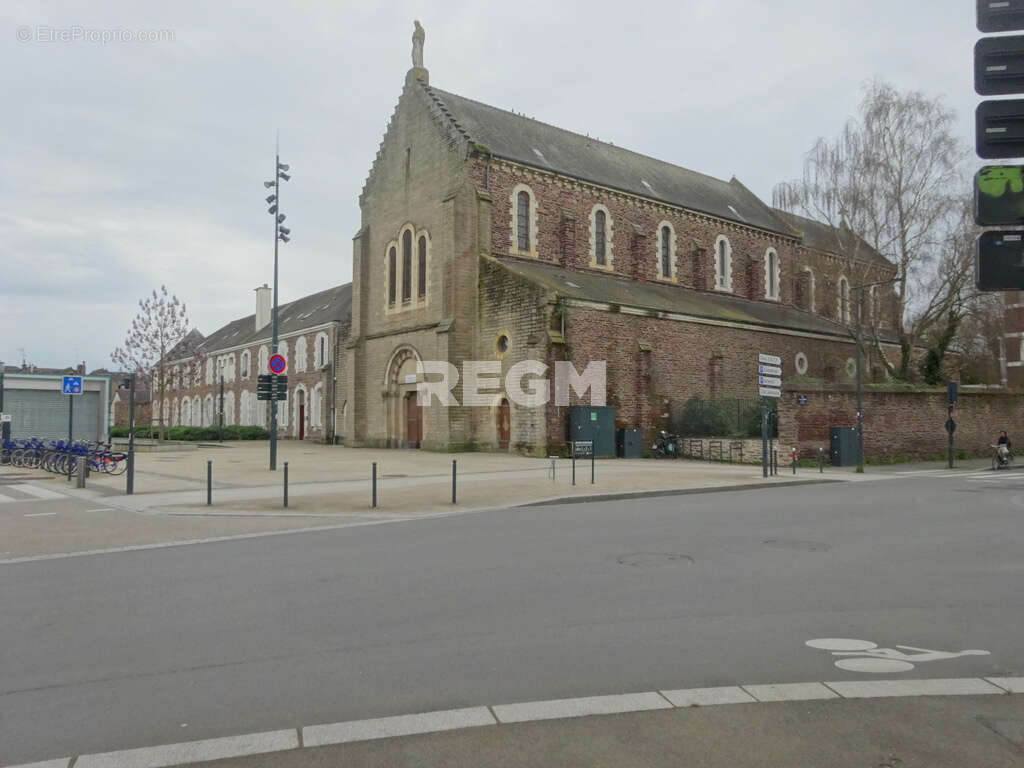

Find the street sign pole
[[761, 404, 768, 479], [0, 371, 8, 446], [855, 288, 864, 473], [127, 374, 136, 495], [67, 392, 73, 480]]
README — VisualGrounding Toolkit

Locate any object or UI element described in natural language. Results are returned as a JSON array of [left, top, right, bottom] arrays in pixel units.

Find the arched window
[[311, 383, 323, 427], [278, 390, 288, 427], [417, 236, 427, 298], [240, 351, 250, 379], [655, 222, 675, 280], [589, 205, 613, 269], [838, 276, 851, 323], [181, 398, 191, 426], [315, 332, 329, 368], [402, 229, 413, 302], [510, 184, 537, 256], [295, 336, 308, 373], [764, 248, 780, 300], [517, 191, 530, 251], [205, 358, 214, 385], [224, 392, 235, 426], [595, 210, 607, 266], [258, 346, 269, 376], [388, 246, 397, 305], [714, 236, 732, 291], [203, 395, 214, 426]]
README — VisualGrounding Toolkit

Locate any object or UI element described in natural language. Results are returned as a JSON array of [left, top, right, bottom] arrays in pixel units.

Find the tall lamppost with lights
[[264, 147, 291, 470]]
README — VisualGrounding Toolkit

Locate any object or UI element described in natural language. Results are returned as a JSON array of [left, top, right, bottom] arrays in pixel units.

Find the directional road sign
[[758, 353, 781, 366], [758, 364, 782, 376], [268, 353, 287, 374], [978, 0, 1024, 33], [759, 376, 782, 387], [976, 99, 1024, 158], [0, 413, 11, 422], [61, 376, 83, 395], [759, 387, 782, 399]]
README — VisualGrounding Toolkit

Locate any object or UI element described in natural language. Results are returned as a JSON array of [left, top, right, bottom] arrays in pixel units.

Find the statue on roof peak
[[412, 21, 425, 68]]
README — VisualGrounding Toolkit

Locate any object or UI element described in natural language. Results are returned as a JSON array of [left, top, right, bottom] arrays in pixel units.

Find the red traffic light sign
[[268, 353, 287, 374]]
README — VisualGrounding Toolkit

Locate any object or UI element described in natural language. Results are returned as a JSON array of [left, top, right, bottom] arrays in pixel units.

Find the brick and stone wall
[[777, 384, 1024, 460]]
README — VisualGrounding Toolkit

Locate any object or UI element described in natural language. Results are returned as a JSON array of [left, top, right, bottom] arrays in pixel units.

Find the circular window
[[494, 331, 511, 358], [795, 351, 808, 376], [845, 357, 857, 378]]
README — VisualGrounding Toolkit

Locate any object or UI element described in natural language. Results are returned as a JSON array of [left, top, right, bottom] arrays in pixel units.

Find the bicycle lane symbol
[[806, 638, 990, 673]]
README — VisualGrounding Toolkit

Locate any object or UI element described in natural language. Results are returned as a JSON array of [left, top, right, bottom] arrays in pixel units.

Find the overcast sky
[[2, 0, 977, 371]]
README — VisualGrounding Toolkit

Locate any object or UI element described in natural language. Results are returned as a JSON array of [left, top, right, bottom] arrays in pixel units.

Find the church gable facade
[[336, 25, 898, 454]]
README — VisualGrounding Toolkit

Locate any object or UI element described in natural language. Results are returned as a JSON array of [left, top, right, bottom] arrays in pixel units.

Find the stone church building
[[336, 25, 899, 454]]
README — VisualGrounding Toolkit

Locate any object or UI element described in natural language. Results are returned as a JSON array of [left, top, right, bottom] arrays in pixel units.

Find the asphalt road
[[2, 468, 1022, 764]]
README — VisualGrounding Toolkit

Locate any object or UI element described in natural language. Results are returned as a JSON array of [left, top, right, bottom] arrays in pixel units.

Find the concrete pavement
[[2, 469, 1022, 765]]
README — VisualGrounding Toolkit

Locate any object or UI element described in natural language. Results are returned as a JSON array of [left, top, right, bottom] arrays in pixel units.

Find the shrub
[[110, 425, 268, 441]]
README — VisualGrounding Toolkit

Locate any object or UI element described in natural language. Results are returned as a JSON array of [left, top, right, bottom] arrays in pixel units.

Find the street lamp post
[[125, 373, 136, 495], [219, 376, 224, 443], [264, 144, 291, 471]]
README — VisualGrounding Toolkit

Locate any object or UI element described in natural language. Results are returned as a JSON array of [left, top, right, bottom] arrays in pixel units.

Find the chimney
[[77, 361, 86, 375], [255, 284, 271, 332]]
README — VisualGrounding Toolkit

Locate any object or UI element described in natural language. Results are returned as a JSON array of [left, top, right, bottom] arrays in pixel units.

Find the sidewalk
[[0, 443, 832, 560]]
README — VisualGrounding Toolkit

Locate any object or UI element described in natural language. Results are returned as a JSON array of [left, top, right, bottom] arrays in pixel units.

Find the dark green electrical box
[[568, 406, 616, 457]]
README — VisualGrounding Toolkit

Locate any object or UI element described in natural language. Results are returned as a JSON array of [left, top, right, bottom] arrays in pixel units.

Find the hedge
[[109, 425, 269, 441]]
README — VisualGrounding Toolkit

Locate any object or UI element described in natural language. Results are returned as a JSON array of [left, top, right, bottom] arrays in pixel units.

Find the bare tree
[[111, 286, 195, 439], [774, 80, 969, 380]]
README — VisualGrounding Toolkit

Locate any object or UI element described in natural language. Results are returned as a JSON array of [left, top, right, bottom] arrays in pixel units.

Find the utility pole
[[0, 369, 9, 446]]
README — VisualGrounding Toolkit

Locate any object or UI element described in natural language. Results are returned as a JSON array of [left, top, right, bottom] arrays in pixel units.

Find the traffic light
[[974, 4, 1024, 289], [978, 0, 1024, 33]]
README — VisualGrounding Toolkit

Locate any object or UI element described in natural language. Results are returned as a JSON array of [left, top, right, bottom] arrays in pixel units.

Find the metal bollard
[[371, 461, 377, 508], [818, 446, 824, 473], [451, 459, 457, 504], [591, 448, 595, 485], [549, 457, 556, 481], [792, 453, 796, 475], [206, 460, 212, 506], [572, 454, 576, 486], [76, 456, 87, 488], [283, 461, 289, 508]]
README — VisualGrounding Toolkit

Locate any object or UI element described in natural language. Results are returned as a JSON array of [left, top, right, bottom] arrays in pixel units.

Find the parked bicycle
[[2, 436, 127, 475]]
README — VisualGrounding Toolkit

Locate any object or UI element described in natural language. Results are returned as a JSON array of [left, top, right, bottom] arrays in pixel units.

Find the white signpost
[[757, 354, 783, 477]]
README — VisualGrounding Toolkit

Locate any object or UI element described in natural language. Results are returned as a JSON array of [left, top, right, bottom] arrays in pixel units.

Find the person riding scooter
[[995, 431, 1013, 468]]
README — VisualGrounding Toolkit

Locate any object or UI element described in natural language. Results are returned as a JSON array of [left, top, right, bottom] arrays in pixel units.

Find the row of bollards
[[202, 455, 598, 511]]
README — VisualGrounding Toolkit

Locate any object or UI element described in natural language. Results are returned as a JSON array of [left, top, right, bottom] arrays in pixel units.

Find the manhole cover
[[617, 553, 694, 568], [762, 539, 831, 552]]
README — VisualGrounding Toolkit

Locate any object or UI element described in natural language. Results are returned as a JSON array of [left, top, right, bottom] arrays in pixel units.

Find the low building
[[164, 284, 351, 442], [0, 371, 111, 443]]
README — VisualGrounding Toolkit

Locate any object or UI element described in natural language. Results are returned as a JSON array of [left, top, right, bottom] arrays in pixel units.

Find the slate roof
[[193, 283, 352, 356], [423, 85, 794, 237], [488, 255, 899, 343], [771, 209, 893, 270]]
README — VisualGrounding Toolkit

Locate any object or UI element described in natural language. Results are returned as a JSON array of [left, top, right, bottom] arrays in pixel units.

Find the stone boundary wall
[[777, 385, 1024, 460], [679, 437, 768, 465]]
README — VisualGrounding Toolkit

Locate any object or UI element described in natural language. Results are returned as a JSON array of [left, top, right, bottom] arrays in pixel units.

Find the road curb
[[516, 478, 841, 507], [10, 678, 1019, 768]]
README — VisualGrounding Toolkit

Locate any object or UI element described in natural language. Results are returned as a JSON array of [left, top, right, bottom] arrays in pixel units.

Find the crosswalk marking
[[14, 483, 67, 500], [0, 483, 67, 504]]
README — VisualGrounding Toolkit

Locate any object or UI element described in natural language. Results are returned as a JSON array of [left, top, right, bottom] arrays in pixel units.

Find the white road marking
[[24, 512, 58, 518], [660, 686, 756, 707], [806, 637, 990, 673], [73, 728, 298, 768], [987, 676, 1024, 693], [825, 678, 1005, 698], [491, 692, 672, 723], [303, 707, 495, 747], [13, 485, 66, 500], [4, 679, 1021, 768], [742, 682, 839, 702]]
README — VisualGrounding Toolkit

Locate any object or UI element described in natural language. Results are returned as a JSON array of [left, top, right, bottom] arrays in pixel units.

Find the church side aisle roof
[[423, 85, 795, 237], [488, 255, 899, 343]]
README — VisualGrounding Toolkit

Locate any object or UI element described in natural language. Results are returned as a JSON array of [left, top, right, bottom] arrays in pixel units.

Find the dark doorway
[[405, 392, 422, 448], [497, 398, 510, 450]]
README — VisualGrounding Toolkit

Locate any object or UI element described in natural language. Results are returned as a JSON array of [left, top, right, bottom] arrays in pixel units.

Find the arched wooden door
[[497, 398, 510, 450], [297, 389, 306, 441], [405, 391, 422, 448]]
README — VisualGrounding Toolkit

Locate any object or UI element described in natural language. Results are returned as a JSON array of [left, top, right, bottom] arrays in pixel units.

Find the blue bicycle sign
[[62, 376, 83, 395]]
